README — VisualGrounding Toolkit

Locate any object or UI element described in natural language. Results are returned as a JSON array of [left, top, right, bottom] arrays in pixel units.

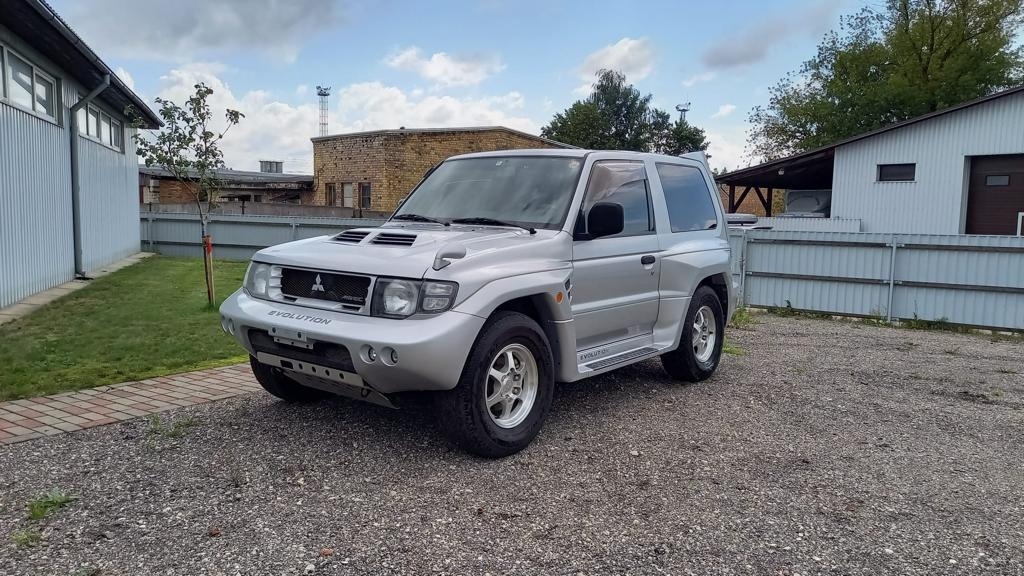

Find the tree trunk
[[198, 208, 215, 305]]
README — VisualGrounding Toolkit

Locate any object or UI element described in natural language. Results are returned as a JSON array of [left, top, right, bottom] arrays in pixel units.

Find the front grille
[[279, 268, 370, 306], [249, 330, 355, 372]]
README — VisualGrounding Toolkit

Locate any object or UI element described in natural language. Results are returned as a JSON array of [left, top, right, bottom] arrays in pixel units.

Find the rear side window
[[579, 161, 654, 237], [656, 163, 718, 232]]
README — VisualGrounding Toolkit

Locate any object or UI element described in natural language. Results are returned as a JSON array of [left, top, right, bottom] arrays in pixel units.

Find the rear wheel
[[249, 356, 330, 401], [661, 285, 725, 382], [437, 311, 554, 458]]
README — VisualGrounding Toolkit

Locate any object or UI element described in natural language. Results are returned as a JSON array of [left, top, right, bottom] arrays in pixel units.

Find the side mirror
[[585, 202, 624, 239]]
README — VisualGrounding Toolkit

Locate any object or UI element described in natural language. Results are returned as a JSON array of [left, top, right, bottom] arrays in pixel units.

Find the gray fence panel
[[140, 213, 387, 261], [143, 214, 1024, 330], [729, 229, 1024, 330]]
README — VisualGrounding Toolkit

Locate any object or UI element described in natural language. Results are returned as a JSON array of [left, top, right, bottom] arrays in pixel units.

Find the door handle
[[640, 255, 656, 265]]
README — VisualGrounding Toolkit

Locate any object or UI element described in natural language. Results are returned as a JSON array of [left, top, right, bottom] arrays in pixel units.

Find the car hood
[[252, 223, 567, 278]]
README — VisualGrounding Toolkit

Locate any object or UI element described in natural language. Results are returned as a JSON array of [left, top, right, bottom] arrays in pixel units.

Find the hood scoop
[[371, 232, 417, 247], [333, 230, 371, 243]]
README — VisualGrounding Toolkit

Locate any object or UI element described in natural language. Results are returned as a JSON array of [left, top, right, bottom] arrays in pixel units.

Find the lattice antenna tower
[[316, 85, 331, 137]]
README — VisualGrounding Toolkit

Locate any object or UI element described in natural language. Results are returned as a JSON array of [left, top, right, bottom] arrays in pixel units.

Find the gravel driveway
[[1, 315, 1022, 575]]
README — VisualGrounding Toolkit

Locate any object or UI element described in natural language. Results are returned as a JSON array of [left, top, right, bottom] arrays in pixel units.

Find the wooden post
[[766, 188, 774, 217], [203, 234, 215, 304], [728, 184, 736, 212]]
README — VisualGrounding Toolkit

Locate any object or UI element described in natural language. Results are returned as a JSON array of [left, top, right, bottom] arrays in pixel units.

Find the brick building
[[139, 165, 313, 205], [310, 126, 571, 213]]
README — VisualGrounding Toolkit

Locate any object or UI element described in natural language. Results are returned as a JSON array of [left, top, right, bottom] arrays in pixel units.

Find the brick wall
[[717, 184, 785, 216], [156, 180, 194, 204], [312, 128, 567, 213]]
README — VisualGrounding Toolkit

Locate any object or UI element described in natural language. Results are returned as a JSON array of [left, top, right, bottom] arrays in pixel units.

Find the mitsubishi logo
[[311, 274, 326, 292]]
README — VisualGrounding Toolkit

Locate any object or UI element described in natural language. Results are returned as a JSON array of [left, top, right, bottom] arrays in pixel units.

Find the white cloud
[[114, 66, 135, 91], [155, 64, 318, 173], [711, 104, 736, 119], [67, 0, 342, 62], [335, 82, 537, 133], [386, 47, 504, 87], [701, 0, 844, 68], [149, 65, 542, 174], [574, 37, 655, 95], [682, 71, 716, 88], [295, 84, 309, 97], [705, 125, 752, 173]]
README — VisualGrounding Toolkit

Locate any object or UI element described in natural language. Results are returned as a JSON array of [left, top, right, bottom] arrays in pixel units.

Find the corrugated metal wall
[[731, 229, 1024, 330], [140, 213, 386, 260], [0, 97, 74, 309], [78, 129, 141, 271], [0, 24, 142, 309], [832, 91, 1024, 234], [752, 217, 861, 232]]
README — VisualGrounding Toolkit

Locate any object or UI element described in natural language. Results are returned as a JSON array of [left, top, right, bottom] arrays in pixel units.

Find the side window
[[656, 163, 718, 232], [578, 161, 653, 237]]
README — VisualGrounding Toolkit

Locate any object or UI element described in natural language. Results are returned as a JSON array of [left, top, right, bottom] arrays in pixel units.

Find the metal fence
[[140, 214, 1024, 331], [751, 216, 862, 232], [140, 213, 387, 260], [729, 229, 1024, 330]]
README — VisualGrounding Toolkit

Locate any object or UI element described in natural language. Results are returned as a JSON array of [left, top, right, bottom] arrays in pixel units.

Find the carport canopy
[[716, 148, 835, 215]]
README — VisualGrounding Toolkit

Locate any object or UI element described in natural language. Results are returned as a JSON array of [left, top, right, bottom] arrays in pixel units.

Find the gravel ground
[[1, 315, 1022, 576]]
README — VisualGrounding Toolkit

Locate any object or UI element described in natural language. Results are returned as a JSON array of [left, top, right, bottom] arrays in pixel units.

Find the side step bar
[[579, 346, 661, 373]]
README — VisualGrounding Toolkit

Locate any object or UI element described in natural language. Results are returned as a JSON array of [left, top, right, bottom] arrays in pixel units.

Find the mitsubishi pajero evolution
[[220, 149, 736, 457]]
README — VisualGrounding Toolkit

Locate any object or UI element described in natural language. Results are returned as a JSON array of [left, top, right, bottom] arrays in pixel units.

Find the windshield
[[392, 156, 584, 230]]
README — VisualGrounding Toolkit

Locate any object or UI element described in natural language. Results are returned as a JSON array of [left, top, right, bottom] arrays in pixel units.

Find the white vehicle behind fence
[[220, 149, 736, 457]]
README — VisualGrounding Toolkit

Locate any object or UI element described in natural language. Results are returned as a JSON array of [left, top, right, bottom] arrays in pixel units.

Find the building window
[[342, 183, 354, 208], [986, 175, 1010, 187], [877, 163, 916, 182], [325, 183, 337, 205], [76, 98, 123, 152], [359, 182, 372, 209], [656, 163, 718, 232], [1, 45, 58, 120]]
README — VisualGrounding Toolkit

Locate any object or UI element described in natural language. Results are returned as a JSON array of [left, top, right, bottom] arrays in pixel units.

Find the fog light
[[381, 347, 398, 366], [389, 349, 399, 364], [365, 346, 377, 362]]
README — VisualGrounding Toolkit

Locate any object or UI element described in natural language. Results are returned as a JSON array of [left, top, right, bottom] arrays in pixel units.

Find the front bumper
[[219, 289, 485, 394]]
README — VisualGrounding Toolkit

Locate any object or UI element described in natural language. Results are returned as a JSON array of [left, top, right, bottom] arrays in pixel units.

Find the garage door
[[966, 154, 1024, 235]]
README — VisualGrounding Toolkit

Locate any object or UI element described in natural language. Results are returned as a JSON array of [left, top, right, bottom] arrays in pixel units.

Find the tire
[[437, 311, 554, 458], [661, 285, 725, 382], [249, 356, 330, 402]]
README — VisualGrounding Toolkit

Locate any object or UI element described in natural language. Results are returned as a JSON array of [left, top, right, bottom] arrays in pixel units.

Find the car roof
[[448, 149, 707, 164]]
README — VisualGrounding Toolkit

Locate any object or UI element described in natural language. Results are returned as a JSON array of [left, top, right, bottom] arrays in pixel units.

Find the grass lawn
[[0, 256, 249, 401]]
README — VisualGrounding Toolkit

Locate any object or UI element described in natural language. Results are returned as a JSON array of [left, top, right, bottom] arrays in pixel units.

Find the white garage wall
[[832, 91, 1024, 234]]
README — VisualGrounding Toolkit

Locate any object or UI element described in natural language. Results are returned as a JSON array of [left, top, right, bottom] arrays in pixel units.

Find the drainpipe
[[69, 74, 110, 278]]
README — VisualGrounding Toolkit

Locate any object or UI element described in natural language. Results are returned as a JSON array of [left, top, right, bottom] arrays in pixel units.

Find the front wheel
[[437, 311, 554, 458], [661, 285, 725, 382]]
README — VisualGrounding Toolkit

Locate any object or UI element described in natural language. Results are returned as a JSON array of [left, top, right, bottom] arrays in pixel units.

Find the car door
[[571, 160, 662, 352]]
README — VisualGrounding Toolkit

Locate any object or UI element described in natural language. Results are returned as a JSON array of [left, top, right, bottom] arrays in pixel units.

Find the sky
[[50, 0, 868, 174]]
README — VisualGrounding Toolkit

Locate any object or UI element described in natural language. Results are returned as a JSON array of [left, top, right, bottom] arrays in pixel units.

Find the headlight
[[244, 262, 272, 298], [371, 278, 458, 318]]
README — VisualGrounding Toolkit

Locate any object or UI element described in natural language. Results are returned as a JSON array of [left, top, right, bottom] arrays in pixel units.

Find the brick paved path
[[0, 364, 258, 445]]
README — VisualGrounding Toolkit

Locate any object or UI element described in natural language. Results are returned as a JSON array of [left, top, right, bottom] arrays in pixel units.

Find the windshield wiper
[[451, 217, 536, 234], [391, 213, 448, 225]]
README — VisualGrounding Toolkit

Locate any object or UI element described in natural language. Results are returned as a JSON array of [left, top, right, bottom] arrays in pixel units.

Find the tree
[[541, 69, 711, 155], [132, 83, 244, 304], [749, 0, 1024, 160]]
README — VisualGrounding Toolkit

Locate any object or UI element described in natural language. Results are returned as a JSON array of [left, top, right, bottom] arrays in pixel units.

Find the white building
[[0, 0, 161, 308], [719, 86, 1024, 235]]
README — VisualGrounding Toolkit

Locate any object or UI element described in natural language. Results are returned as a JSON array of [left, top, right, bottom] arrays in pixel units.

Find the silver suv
[[220, 149, 736, 457]]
